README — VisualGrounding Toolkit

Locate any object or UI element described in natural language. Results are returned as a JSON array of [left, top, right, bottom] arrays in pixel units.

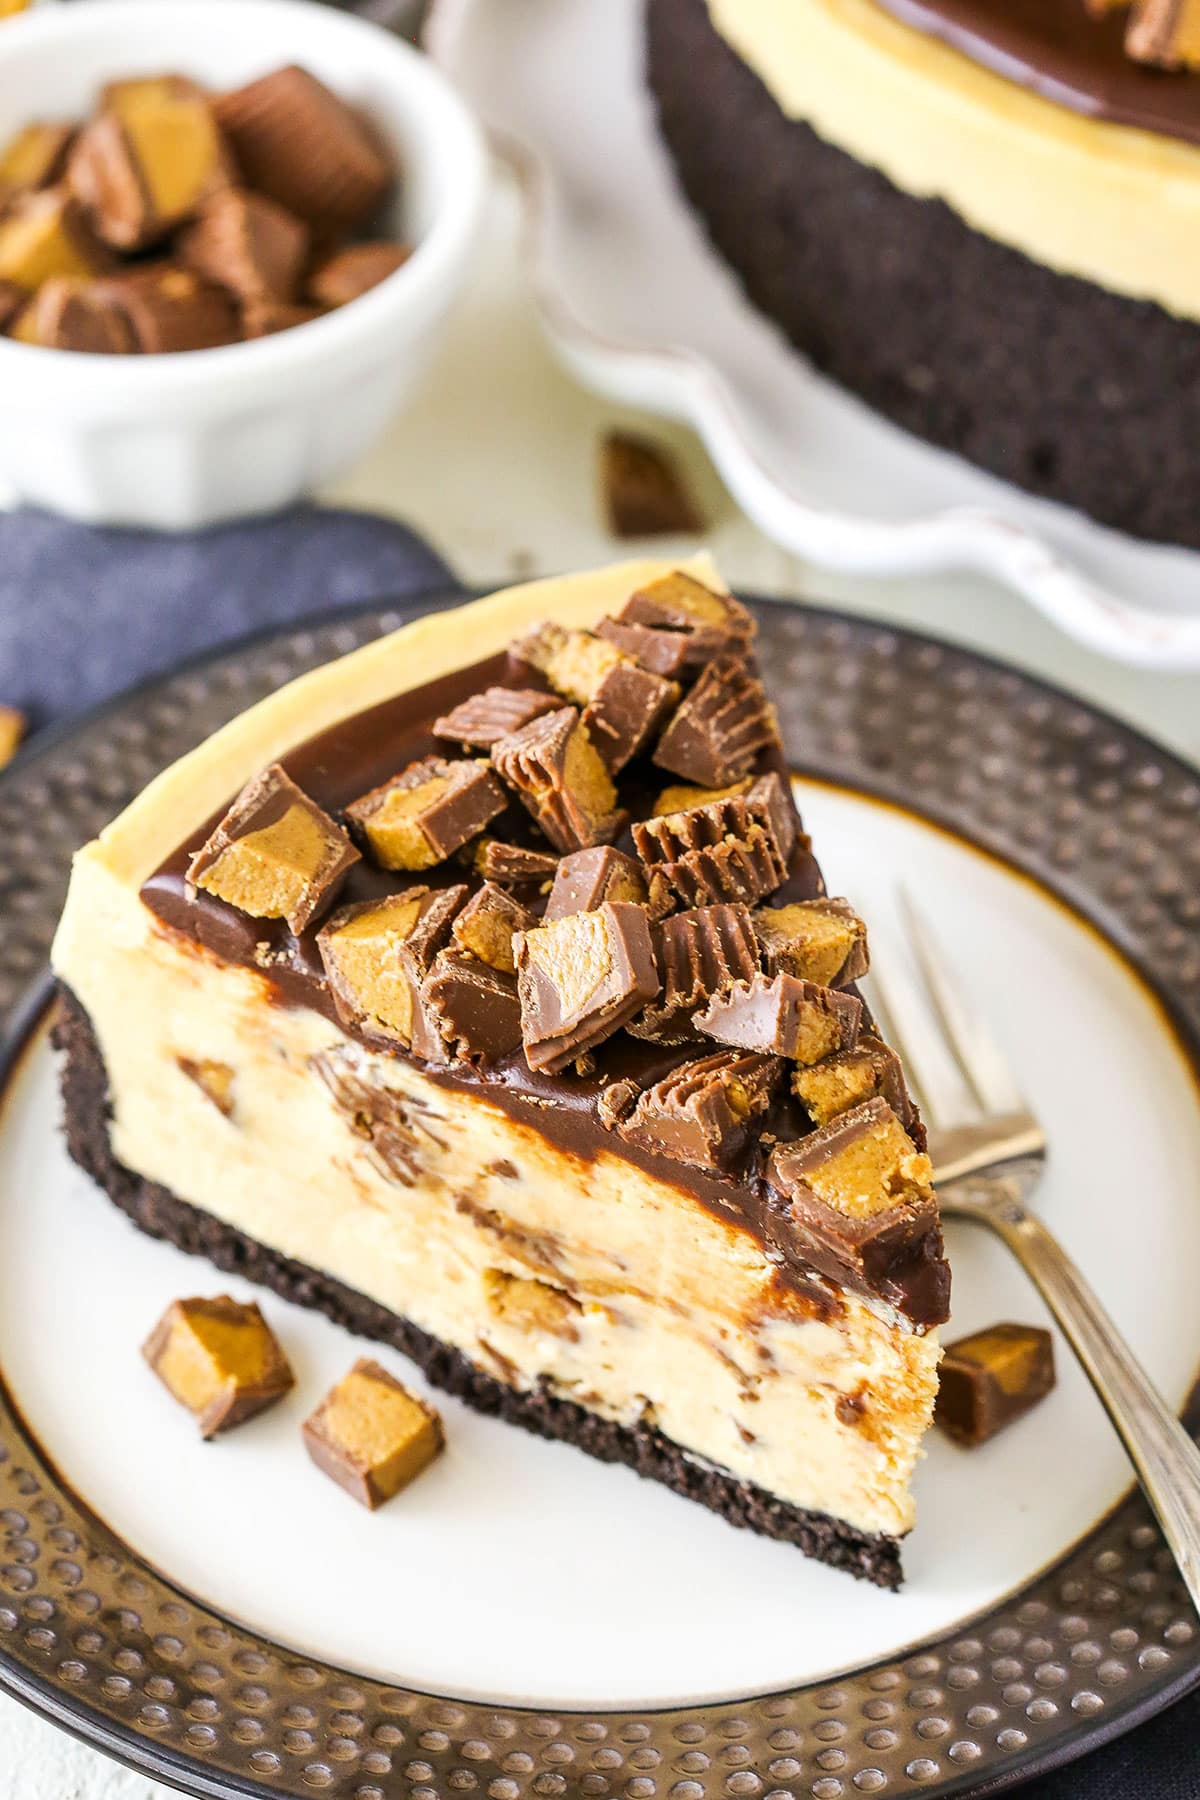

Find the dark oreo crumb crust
[[645, 0, 1200, 550], [53, 988, 902, 1589]]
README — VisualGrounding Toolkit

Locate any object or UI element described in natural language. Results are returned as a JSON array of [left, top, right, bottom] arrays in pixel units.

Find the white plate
[[426, 0, 1200, 670], [3, 780, 1199, 1710]]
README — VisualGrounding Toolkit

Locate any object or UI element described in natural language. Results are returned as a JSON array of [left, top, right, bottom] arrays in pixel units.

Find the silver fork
[[871, 890, 1200, 1613]]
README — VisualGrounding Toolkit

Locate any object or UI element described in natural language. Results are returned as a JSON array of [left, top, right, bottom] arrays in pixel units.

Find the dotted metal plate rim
[[1, 591, 1198, 1800]]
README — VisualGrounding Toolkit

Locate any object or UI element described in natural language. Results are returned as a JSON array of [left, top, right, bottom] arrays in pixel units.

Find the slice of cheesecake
[[51, 556, 947, 1588]]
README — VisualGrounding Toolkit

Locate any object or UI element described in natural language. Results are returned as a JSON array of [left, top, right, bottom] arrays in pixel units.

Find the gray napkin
[[0, 504, 457, 728]]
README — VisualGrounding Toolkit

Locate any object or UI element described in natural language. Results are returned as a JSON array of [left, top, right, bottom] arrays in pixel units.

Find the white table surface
[[3, 162, 1198, 1799]]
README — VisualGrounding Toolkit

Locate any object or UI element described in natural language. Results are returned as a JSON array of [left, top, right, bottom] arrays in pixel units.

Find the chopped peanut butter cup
[[543, 847, 648, 923], [793, 1036, 918, 1134], [513, 620, 626, 702], [302, 1358, 443, 1509], [176, 1055, 236, 1119], [67, 89, 230, 250], [347, 755, 507, 872], [317, 886, 465, 1058], [91, 264, 240, 352], [0, 190, 108, 291], [308, 240, 410, 307], [617, 570, 754, 658], [0, 122, 74, 209], [653, 656, 781, 787], [1124, 0, 1200, 67], [143, 1296, 294, 1438], [484, 1269, 581, 1339], [515, 901, 660, 1074], [935, 1323, 1056, 1447], [0, 281, 24, 334], [0, 706, 26, 768], [179, 186, 309, 302], [755, 897, 868, 987], [595, 616, 698, 682], [632, 780, 791, 907], [599, 431, 705, 538], [492, 706, 627, 854], [696, 972, 862, 1063], [768, 1099, 946, 1323], [424, 950, 523, 1065], [17, 277, 135, 352], [582, 659, 680, 773], [632, 902, 761, 1044], [614, 1049, 783, 1172], [451, 881, 534, 973], [474, 838, 560, 887], [187, 763, 358, 933], [240, 297, 322, 338], [651, 778, 751, 818], [214, 66, 392, 236], [434, 686, 559, 750]]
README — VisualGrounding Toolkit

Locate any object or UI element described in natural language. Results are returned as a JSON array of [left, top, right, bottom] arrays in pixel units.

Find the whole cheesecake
[[646, 0, 1200, 549], [51, 558, 947, 1587]]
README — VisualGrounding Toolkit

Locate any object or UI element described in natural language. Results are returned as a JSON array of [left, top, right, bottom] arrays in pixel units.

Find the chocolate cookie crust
[[53, 988, 903, 1589], [645, 0, 1200, 550]]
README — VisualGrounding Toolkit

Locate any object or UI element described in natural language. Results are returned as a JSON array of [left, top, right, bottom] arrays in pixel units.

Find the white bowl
[[0, 0, 486, 528]]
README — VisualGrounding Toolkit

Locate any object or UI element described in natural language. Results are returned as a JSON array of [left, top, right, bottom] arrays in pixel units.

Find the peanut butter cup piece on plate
[[599, 431, 705, 538], [143, 1296, 294, 1438], [303, 1358, 443, 1509], [935, 1323, 1056, 1446]]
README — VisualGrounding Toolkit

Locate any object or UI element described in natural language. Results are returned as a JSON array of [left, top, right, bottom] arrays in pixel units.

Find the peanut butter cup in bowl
[[0, 0, 485, 526]]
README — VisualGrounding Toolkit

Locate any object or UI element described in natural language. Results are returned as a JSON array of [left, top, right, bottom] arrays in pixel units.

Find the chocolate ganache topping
[[140, 583, 950, 1330], [875, 0, 1200, 147]]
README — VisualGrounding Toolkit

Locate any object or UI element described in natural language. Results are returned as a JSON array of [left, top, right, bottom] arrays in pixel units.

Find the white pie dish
[[0, 0, 486, 528]]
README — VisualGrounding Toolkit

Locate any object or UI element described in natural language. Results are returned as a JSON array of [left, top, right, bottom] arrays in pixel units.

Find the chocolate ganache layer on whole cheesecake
[[52, 559, 946, 1584], [646, 0, 1200, 548]]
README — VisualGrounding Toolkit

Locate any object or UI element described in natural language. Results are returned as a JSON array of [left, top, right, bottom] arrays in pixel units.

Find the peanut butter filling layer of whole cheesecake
[[51, 557, 947, 1587]]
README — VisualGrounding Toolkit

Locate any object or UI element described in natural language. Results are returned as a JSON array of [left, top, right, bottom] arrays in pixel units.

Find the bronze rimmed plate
[[1, 593, 1198, 1798]]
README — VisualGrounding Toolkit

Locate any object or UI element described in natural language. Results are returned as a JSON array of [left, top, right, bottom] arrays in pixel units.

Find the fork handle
[[979, 1198, 1200, 1612]]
